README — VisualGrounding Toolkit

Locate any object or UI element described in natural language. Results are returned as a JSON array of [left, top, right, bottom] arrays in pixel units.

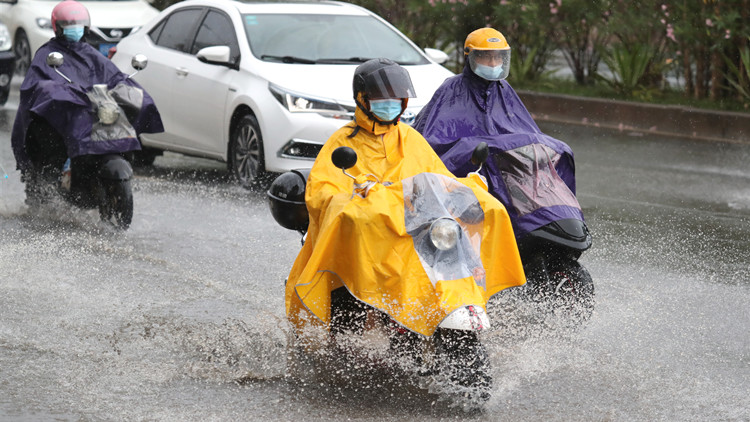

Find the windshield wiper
[[261, 55, 316, 64], [315, 57, 373, 64]]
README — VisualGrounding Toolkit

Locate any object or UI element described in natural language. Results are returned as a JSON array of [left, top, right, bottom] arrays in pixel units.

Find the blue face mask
[[63, 26, 84, 42], [369, 99, 403, 122], [474, 63, 504, 81]]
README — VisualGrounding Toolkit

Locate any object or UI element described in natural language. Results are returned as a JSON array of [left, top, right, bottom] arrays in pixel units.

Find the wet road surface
[[1, 96, 748, 421]]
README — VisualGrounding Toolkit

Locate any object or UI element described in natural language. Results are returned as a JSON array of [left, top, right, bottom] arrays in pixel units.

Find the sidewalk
[[517, 90, 750, 144]]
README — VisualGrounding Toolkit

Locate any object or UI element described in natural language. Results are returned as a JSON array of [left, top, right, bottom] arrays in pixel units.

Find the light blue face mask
[[63, 26, 84, 42], [474, 63, 504, 81], [369, 99, 403, 122]]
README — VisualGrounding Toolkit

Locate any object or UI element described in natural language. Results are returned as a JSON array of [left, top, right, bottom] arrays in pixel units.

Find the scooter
[[487, 141, 594, 319], [268, 143, 512, 408], [21, 52, 152, 229]]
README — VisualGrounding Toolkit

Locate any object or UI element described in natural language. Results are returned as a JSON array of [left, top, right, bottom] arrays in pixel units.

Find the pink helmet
[[51, 0, 91, 37]]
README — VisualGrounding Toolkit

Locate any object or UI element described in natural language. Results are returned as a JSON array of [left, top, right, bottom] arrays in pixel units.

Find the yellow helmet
[[464, 28, 511, 81], [464, 28, 510, 54]]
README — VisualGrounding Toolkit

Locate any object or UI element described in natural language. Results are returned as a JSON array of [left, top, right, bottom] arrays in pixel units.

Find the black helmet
[[267, 169, 310, 232], [352, 58, 416, 100]]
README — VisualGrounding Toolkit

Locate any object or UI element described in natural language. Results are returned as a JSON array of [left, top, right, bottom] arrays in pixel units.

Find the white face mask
[[63, 25, 84, 42], [474, 63, 504, 81], [369, 99, 403, 121]]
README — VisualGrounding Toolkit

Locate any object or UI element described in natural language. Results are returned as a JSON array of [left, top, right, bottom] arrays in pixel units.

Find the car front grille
[[88, 27, 133, 43]]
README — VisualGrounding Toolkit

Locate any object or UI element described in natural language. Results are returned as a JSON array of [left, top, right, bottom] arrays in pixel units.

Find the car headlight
[[429, 218, 461, 251], [269, 83, 354, 119], [36, 18, 53, 30], [0, 25, 11, 51]]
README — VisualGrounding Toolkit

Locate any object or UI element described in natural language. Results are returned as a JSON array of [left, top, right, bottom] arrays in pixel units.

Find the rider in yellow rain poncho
[[286, 58, 526, 337]]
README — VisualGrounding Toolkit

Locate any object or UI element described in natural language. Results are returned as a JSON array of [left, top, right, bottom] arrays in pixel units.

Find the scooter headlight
[[97, 103, 120, 125], [429, 218, 461, 251]]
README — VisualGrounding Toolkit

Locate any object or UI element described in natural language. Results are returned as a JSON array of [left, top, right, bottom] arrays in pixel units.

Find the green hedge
[[151, 0, 750, 109], [348, 0, 750, 108]]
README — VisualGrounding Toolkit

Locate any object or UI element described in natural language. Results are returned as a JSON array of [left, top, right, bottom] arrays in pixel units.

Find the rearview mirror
[[131, 54, 148, 71], [332, 146, 357, 170], [471, 142, 489, 166], [46, 52, 63, 68]]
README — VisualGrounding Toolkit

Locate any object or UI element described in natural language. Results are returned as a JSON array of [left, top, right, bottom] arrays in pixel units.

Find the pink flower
[[666, 24, 676, 42], [725, 29, 731, 39], [706, 18, 714, 27], [661, 4, 667, 11]]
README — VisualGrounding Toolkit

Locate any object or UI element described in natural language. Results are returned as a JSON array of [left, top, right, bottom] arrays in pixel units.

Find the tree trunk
[[710, 48, 724, 101], [681, 44, 693, 97], [695, 45, 707, 99], [740, 0, 750, 101]]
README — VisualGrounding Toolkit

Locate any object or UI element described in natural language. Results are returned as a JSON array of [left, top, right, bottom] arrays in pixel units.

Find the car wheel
[[14, 29, 31, 76], [0, 84, 9, 106], [229, 114, 265, 189]]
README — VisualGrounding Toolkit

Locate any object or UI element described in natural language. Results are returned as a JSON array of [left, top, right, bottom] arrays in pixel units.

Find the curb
[[517, 90, 750, 144]]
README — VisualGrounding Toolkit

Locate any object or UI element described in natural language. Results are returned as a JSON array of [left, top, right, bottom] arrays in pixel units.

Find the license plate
[[98, 43, 117, 57]]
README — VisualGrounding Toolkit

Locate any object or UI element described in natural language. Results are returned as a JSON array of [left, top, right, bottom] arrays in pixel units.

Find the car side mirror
[[332, 146, 357, 170], [424, 47, 448, 65], [196, 46, 237, 69]]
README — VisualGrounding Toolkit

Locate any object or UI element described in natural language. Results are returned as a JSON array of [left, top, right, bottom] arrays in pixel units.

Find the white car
[[110, 0, 453, 187], [0, 0, 159, 75]]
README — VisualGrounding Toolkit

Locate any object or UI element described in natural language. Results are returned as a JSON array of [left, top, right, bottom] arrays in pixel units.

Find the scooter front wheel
[[429, 328, 492, 408], [549, 261, 595, 322], [99, 179, 133, 230]]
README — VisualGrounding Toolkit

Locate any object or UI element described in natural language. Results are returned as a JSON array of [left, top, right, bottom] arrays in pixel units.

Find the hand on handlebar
[[353, 174, 378, 198]]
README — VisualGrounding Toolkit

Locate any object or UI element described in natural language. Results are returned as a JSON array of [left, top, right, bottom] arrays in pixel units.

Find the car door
[[170, 8, 240, 157], [142, 7, 204, 149]]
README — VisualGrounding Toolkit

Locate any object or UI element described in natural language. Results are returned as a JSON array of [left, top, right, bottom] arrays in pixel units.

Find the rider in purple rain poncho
[[414, 27, 584, 239], [11, 0, 163, 177]]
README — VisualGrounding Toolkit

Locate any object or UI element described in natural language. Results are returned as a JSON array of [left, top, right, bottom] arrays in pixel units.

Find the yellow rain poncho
[[285, 107, 526, 337]]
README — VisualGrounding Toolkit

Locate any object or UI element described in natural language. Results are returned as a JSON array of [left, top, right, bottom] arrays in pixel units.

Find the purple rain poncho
[[11, 37, 163, 173], [413, 64, 584, 238]]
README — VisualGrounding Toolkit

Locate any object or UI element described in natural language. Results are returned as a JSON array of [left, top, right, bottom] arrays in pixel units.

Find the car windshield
[[242, 13, 428, 65]]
